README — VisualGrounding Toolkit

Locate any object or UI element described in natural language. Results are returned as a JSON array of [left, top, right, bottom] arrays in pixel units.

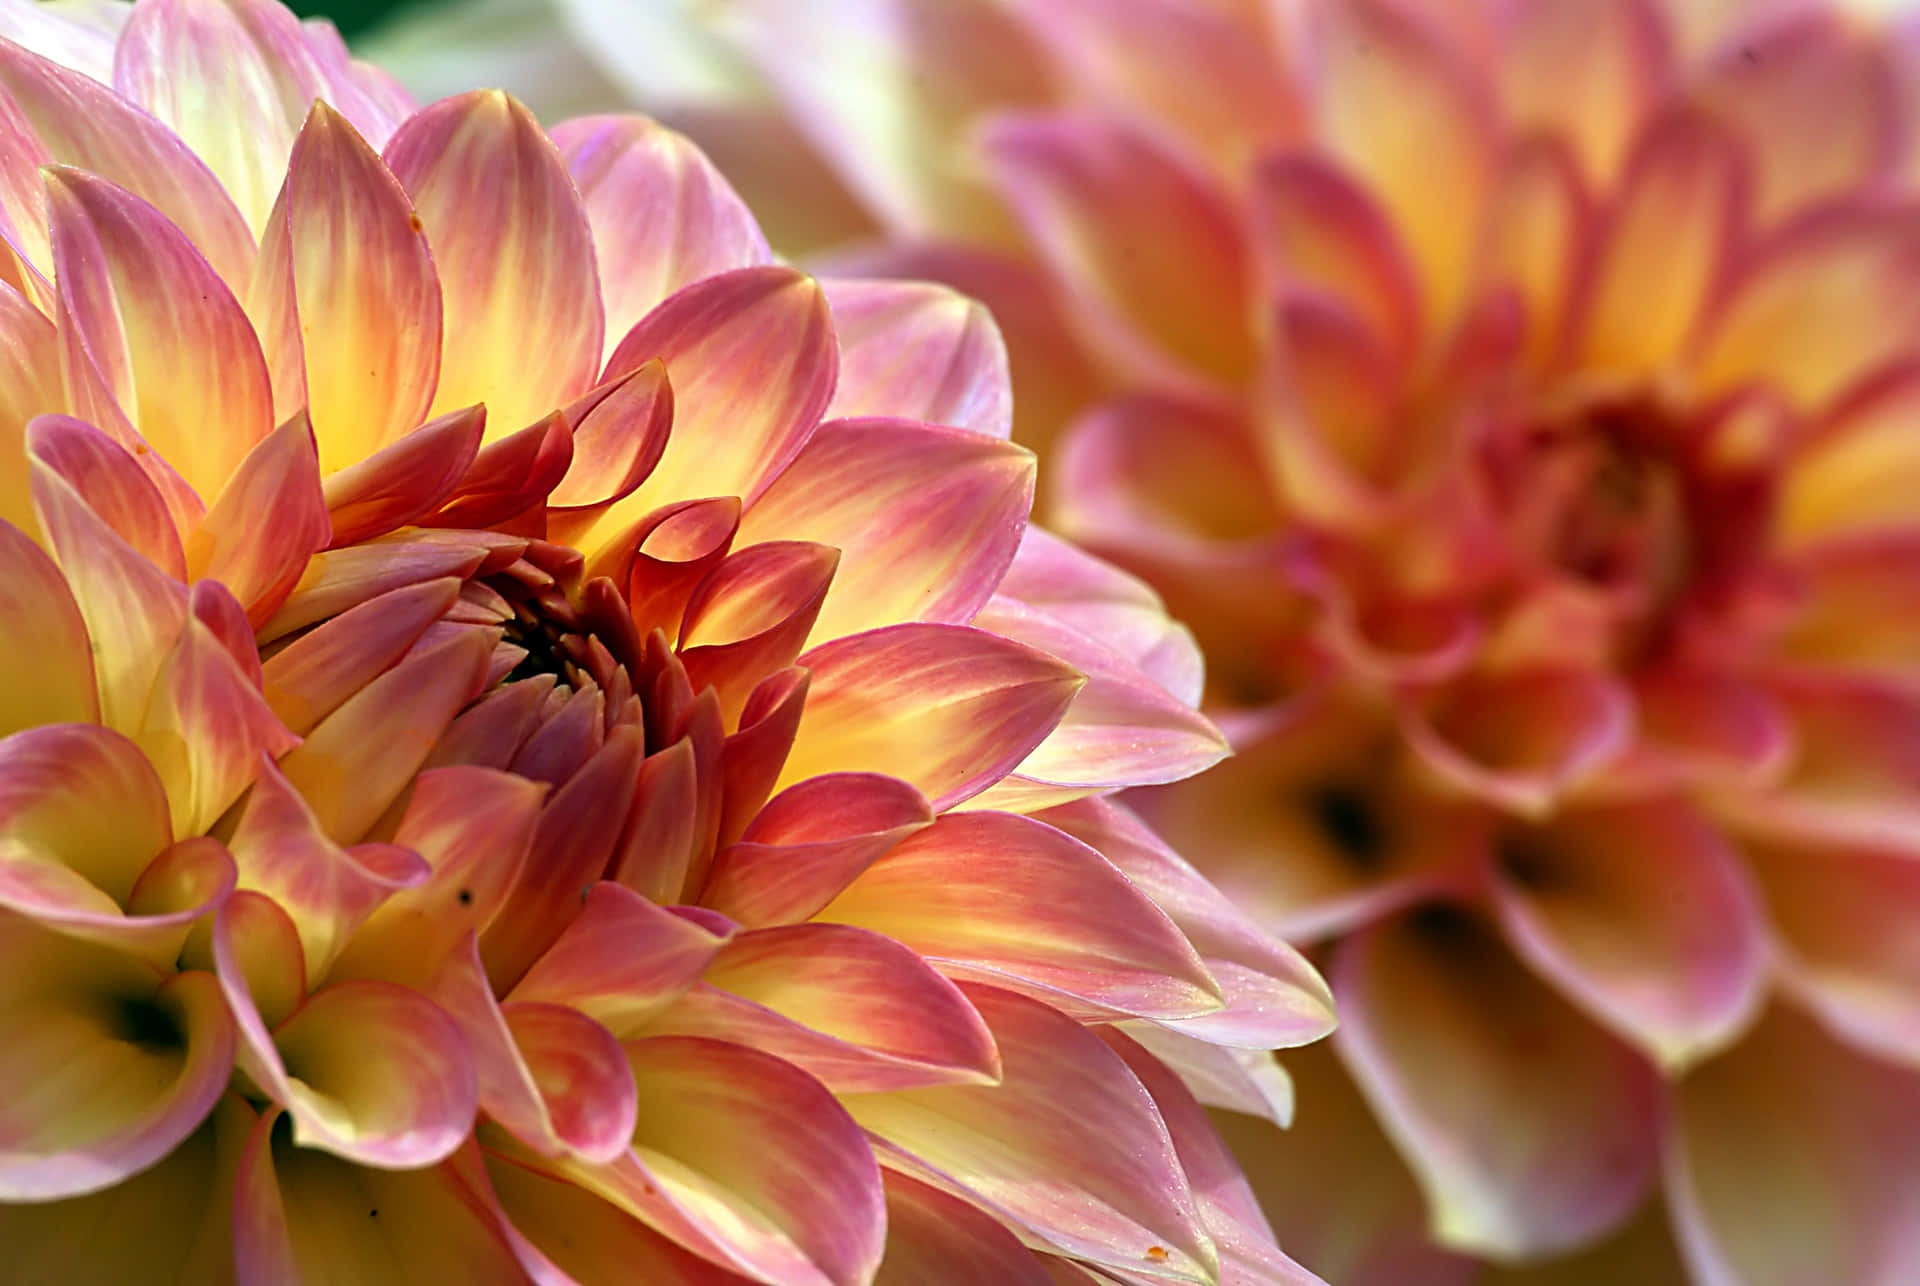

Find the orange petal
[[1499, 0, 1671, 182], [186, 410, 329, 627], [259, 577, 461, 736], [815, 810, 1220, 1022], [0, 288, 64, 534], [548, 359, 674, 513], [1780, 365, 1920, 545], [320, 405, 485, 548], [738, 417, 1033, 645], [247, 100, 442, 468], [677, 539, 839, 725], [778, 623, 1082, 809], [874, 1169, 1051, 1286], [553, 113, 771, 361], [45, 166, 274, 501], [385, 90, 603, 433], [23, 413, 184, 581]]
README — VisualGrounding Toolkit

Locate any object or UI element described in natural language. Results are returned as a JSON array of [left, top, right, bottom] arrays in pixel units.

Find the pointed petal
[[738, 416, 1033, 645], [821, 278, 1011, 436], [701, 772, 933, 927], [1669, 1004, 1920, 1286], [816, 810, 1220, 1022], [0, 37, 253, 288], [984, 112, 1254, 385], [553, 112, 770, 360], [1490, 801, 1768, 1068], [0, 517, 97, 732], [1573, 111, 1747, 375], [385, 89, 603, 432], [1499, 0, 1671, 181], [648, 922, 1000, 1091], [847, 982, 1213, 1281], [247, 99, 442, 468], [594, 265, 834, 543], [187, 410, 329, 626], [0, 916, 234, 1200], [321, 406, 485, 548], [507, 881, 732, 1040], [273, 626, 492, 843], [1333, 909, 1662, 1258], [676, 539, 839, 726], [779, 623, 1083, 810], [259, 577, 460, 736], [549, 359, 673, 512], [45, 166, 274, 499]]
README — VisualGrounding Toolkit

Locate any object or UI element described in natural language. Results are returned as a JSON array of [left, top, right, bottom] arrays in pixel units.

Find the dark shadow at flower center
[[113, 995, 183, 1052]]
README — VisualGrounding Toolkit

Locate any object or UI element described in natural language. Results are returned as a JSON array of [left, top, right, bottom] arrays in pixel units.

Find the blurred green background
[[287, 0, 409, 38]]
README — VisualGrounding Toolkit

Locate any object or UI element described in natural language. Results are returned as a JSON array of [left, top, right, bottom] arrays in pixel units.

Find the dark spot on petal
[[369, 1208, 379, 1218], [407, 212, 424, 234], [457, 887, 474, 906]]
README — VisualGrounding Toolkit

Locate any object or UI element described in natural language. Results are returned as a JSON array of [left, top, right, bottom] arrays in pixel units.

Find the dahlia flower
[[0, 1, 1339, 1281], [478, 1, 1920, 1284]]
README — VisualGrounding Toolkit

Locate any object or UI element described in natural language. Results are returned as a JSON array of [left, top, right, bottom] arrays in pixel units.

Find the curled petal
[[549, 358, 674, 512], [821, 278, 1011, 437], [187, 410, 329, 627], [553, 112, 771, 359], [385, 89, 602, 433], [678, 538, 839, 725], [321, 406, 485, 548], [739, 417, 1033, 646], [816, 810, 1220, 1022], [779, 623, 1083, 810], [23, 413, 183, 581], [0, 916, 234, 1200], [1333, 909, 1662, 1258]]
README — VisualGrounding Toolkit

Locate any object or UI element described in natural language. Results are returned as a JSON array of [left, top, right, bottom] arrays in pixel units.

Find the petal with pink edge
[[187, 411, 329, 627], [553, 113, 771, 360], [507, 881, 732, 1040], [259, 577, 461, 736], [321, 406, 485, 548], [778, 623, 1082, 810], [273, 626, 492, 843], [1333, 908, 1662, 1258], [875, 1169, 1050, 1286], [1499, 0, 1671, 181], [236, 1112, 527, 1286], [0, 37, 253, 288], [385, 90, 602, 433], [1782, 368, 1920, 545], [45, 166, 274, 500], [597, 265, 835, 533], [821, 278, 1011, 437], [984, 112, 1254, 385], [1744, 834, 1920, 1068], [247, 100, 442, 469], [1490, 801, 1767, 1068], [1403, 669, 1635, 817], [701, 772, 933, 928], [646, 922, 1000, 1091], [847, 982, 1213, 1281], [815, 810, 1220, 1022], [1669, 1003, 1920, 1286], [0, 519, 97, 733], [0, 915, 234, 1200], [738, 416, 1033, 645], [675, 539, 839, 726], [1697, 205, 1920, 408], [0, 721, 167, 905], [548, 359, 674, 513], [584, 1034, 885, 1286], [1573, 111, 1747, 376], [1216, 1043, 1481, 1286]]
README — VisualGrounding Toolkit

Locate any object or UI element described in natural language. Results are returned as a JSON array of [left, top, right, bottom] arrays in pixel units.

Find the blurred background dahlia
[[0, 1, 1341, 1281], [359, 0, 1920, 1283]]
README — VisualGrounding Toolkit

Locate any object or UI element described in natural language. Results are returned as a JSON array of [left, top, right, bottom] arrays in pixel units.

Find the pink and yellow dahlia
[[508, 1, 1920, 1284], [0, 2, 1339, 1282]]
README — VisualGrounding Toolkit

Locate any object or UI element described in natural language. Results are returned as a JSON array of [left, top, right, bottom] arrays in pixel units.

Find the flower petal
[[984, 111, 1254, 385], [258, 577, 461, 736], [0, 517, 97, 732], [846, 982, 1213, 1282], [874, 1169, 1051, 1286], [553, 112, 771, 361], [247, 99, 442, 468], [1498, 0, 1671, 182], [821, 278, 1011, 437], [816, 810, 1220, 1022], [779, 623, 1082, 810], [738, 416, 1033, 645], [320, 406, 485, 548], [1332, 908, 1662, 1258], [1489, 800, 1768, 1069], [187, 410, 329, 627], [646, 922, 1000, 1091], [1668, 1004, 1920, 1286], [0, 915, 234, 1200], [385, 89, 603, 433]]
